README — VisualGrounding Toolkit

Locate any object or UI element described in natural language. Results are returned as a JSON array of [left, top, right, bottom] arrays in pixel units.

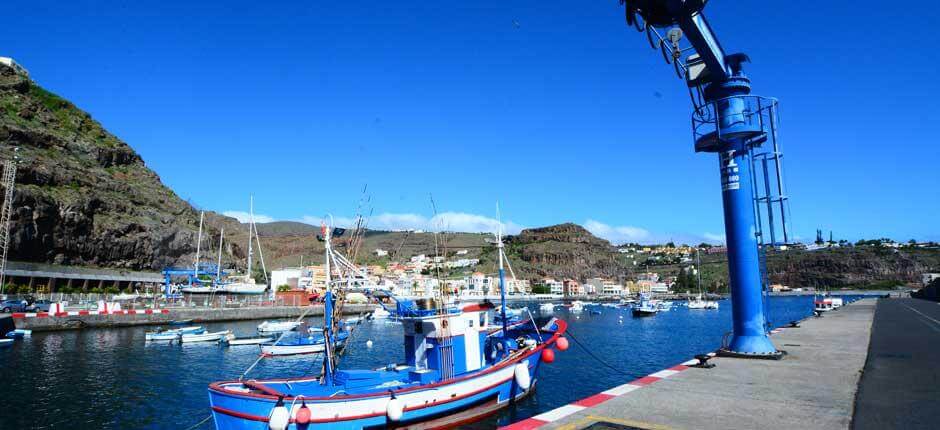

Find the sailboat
[[207, 210, 569, 429], [687, 249, 719, 310], [223, 197, 268, 295], [181, 211, 220, 294]]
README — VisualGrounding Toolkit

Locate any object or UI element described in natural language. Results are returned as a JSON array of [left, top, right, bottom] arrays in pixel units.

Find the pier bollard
[[692, 354, 716, 369]]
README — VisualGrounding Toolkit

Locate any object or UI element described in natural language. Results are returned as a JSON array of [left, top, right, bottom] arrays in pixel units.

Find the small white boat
[[260, 334, 347, 356], [181, 285, 221, 294], [181, 330, 232, 343], [569, 301, 584, 312], [370, 307, 391, 319], [257, 320, 301, 334], [145, 326, 205, 341], [540, 303, 556, 312], [222, 281, 267, 295], [223, 336, 274, 346], [6, 329, 31, 339]]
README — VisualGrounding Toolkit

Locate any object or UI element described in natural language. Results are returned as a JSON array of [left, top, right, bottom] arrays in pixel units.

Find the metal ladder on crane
[[0, 148, 19, 295]]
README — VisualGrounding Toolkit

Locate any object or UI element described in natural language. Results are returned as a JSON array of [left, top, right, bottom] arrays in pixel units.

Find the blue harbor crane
[[619, 0, 790, 358]]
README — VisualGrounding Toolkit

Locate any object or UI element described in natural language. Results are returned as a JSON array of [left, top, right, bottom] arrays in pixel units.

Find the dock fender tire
[[514, 362, 531, 391]]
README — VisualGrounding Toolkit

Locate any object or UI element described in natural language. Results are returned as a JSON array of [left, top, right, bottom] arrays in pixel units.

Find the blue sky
[[3, 1, 938, 244]]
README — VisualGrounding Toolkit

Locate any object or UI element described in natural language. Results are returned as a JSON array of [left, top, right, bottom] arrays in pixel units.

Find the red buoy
[[541, 348, 555, 363], [556, 337, 570, 351], [296, 403, 311, 425]]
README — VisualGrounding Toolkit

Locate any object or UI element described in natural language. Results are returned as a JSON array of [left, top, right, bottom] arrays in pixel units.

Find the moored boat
[[207, 209, 570, 429], [257, 320, 301, 334], [181, 330, 232, 343], [145, 326, 205, 342], [223, 336, 274, 346], [632, 294, 658, 317], [5, 329, 31, 339], [0, 338, 12, 348]]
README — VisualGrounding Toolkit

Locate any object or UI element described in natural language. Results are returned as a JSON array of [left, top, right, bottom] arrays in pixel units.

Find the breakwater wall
[[10, 304, 375, 332]]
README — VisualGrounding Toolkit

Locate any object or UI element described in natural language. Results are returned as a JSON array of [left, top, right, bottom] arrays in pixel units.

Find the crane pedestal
[[696, 77, 783, 359]]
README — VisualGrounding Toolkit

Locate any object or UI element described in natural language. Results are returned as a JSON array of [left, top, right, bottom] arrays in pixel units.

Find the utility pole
[[0, 148, 20, 295]]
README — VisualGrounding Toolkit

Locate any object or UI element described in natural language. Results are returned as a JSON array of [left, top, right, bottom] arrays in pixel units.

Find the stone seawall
[[10, 304, 375, 331]]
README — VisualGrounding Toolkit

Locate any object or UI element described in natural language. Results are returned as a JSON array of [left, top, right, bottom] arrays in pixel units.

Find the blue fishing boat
[[207, 214, 569, 429]]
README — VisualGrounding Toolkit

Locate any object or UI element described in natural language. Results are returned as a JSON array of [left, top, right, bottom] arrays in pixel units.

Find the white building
[[271, 268, 303, 289], [543, 278, 564, 295]]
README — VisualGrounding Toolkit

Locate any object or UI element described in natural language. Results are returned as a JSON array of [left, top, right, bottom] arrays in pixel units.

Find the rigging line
[[564, 329, 637, 377], [183, 415, 212, 430]]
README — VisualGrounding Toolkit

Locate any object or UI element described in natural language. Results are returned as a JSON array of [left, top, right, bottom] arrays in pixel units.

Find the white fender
[[514, 363, 531, 390], [386, 397, 404, 422], [268, 404, 290, 430]]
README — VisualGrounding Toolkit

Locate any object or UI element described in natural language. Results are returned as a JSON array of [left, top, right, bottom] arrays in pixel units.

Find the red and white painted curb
[[501, 327, 792, 430], [10, 309, 170, 318]]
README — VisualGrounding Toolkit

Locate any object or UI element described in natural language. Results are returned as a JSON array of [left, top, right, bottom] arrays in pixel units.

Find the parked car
[[0, 299, 30, 313], [30, 300, 53, 312]]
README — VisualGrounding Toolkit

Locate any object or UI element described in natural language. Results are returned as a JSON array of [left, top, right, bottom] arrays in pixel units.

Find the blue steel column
[[708, 75, 780, 357]]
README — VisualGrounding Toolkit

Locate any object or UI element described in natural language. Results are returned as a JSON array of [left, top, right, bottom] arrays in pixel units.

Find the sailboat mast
[[216, 227, 224, 281], [246, 196, 254, 280], [194, 211, 204, 280], [696, 248, 703, 296], [322, 221, 335, 386], [496, 203, 508, 336]]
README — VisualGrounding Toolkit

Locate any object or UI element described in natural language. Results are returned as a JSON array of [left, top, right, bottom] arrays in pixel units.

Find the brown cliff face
[[507, 223, 633, 281], [0, 63, 245, 270]]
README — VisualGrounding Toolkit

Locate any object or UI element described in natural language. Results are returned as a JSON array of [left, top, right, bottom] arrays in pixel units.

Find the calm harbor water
[[0, 296, 837, 429]]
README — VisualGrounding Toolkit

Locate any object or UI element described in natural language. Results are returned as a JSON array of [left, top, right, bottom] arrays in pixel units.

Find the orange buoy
[[296, 402, 311, 425], [541, 348, 555, 363], [556, 337, 569, 351]]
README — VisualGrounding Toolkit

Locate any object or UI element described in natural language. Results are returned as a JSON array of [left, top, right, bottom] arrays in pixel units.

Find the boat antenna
[[194, 211, 204, 281], [496, 202, 508, 336]]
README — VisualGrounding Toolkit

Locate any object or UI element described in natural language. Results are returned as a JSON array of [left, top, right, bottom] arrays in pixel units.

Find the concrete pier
[[508, 299, 877, 430], [6, 304, 374, 331]]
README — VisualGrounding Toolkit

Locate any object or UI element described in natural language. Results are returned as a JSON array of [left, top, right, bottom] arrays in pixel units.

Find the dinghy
[[6, 329, 31, 339], [145, 326, 204, 341], [223, 336, 274, 346], [257, 320, 301, 334], [181, 330, 231, 343]]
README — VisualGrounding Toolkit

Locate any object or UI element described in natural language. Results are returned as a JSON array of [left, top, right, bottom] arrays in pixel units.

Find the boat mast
[[246, 196, 254, 281], [696, 248, 703, 298], [496, 202, 508, 336], [216, 228, 224, 282], [322, 220, 335, 386], [194, 211, 204, 281]]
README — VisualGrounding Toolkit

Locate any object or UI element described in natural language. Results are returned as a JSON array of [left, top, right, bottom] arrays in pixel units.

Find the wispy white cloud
[[584, 219, 725, 245], [297, 212, 522, 235], [702, 232, 725, 244], [584, 220, 652, 244], [222, 211, 276, 224]]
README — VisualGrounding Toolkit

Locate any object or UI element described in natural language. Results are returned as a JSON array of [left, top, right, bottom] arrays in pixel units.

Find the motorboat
[[145, 326, 205, 341], [655, 301, 673, 312], [632, 295, 658, 317], [5, 329, 31, 339], [181, 330, 232, 343], [539, 302, 556, 312], [569, 300, 585, 312], [257, 320, 301, 334], [223, 336, 274, 346], [207, 210, 569, 429], [260, 329, 349, 356], [688, 295, 719, 310]]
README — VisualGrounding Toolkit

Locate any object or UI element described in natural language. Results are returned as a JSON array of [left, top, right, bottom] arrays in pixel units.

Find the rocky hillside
[[500, 223, 633, 281], [0, 62, 247, 270]]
